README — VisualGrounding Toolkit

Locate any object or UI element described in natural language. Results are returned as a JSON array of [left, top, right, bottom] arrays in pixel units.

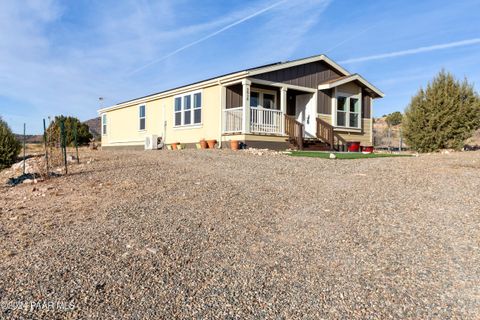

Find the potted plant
[[199, 139, 208, 149], [230, 140, 239, 150], [207, 139, 217, 149]]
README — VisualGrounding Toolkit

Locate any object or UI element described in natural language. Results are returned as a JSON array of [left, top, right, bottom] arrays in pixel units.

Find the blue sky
[[1, 0, 480, 134]]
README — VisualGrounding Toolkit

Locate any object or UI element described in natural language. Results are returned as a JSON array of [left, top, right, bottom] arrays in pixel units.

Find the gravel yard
[[1, 149, 479, 318]]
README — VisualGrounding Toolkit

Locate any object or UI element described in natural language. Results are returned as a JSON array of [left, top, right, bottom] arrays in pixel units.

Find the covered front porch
[[221, 78, 317, 138]]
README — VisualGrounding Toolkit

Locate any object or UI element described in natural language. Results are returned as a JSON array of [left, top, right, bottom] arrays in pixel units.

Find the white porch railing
[[223, 107, 243, 133], [251, 108, 283, 134], [223, 107, 284, 135]]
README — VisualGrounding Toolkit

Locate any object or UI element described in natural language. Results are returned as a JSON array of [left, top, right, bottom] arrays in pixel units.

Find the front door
[[295, 93, 316, 138]]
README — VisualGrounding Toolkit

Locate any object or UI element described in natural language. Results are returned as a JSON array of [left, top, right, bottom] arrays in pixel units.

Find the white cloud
[[0, 0, 332, 133], [340, 38, 480, 64], [128, 0, 290, 74]]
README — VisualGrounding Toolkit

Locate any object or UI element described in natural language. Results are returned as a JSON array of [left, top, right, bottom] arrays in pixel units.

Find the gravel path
[[1, 149, 479, 319]]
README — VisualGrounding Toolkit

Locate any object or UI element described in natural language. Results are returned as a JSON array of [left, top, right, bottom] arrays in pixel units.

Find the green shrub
[[47, 116, 93, 146], [403, 70, 480, 152], [0, 117, 22, 169]]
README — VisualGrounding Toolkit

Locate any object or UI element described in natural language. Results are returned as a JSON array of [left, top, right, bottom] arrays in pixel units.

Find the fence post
[[60, 119, 68, 174], [43, 119, 49, 176], [387, 127, 391, 153], [73, 122, 79, 164], [399, 127, 403, 152], [23, 123, 26, 175]]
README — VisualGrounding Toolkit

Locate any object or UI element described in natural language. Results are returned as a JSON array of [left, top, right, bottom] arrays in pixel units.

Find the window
[[249, 89, 277, 109], [349, 98, 359, 128], [335, 93, 361, 129], [194, 92, 202, 124], [336, 97, 346, 127], [263, 94, 275, 109], [139, 105, 146, 130], [183, 95, 191, 125], [250, 92, 259, 107], [102, 114, 107, 135], [174, 97, 182, 126], [174, 91, 202, 126]]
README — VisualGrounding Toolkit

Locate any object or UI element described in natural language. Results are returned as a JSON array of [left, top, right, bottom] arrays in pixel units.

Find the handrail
[[285, 115, 304, 150], [316, 117, 349, 151], [223, 108, 243, 133], [251, 108, 283, 134], [316, 117, 334, 148], [333, 132, 347, 150]]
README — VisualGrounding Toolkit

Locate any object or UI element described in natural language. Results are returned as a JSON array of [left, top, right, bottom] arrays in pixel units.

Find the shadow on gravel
[[7, 173, 62, 186]]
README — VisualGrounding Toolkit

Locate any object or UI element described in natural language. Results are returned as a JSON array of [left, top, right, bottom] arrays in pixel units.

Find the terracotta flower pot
[[230, 140, 239, 150], [199, 140, 208, 149], [207, 139, 217, 149], [171, 142, 179, 150]]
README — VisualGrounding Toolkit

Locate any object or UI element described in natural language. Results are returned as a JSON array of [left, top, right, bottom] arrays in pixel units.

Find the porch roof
[[317, 74, 385, 98]]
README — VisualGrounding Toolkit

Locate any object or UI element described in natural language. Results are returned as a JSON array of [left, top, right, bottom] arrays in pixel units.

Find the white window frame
[[139, 105, 146, 131], [332, 88, 362, 130], [173, 90, 202, 128], [250, 88, 278, 110], [102, 114, 107, 135]]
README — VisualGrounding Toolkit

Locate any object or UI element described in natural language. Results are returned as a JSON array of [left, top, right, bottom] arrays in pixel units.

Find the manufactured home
[[98, 54, 384, 150]]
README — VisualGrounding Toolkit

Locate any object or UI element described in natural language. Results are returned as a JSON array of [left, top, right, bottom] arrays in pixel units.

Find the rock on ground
[[0, 149, 479, 319]]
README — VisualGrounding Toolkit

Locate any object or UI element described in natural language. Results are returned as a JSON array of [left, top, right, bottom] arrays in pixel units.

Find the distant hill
[[84, 117, 101, 139], [373, 116, 404, 148], [14, 134, 43, 143]]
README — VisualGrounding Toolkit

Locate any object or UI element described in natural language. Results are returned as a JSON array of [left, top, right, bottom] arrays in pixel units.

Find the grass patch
[[289, 151, 412, 159]]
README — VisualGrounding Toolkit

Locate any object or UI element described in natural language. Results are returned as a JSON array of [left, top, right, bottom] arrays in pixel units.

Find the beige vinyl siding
[[335, 119, 372, 145], [317, 114, 373, 145], [317, 113, 331, 124], [337, 82, 360, 95], [101, 84, 222, 147], [101, 102, 162, 147]]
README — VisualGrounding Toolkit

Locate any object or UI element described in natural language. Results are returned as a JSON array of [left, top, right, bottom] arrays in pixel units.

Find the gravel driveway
[[1, 149, 479, 319]]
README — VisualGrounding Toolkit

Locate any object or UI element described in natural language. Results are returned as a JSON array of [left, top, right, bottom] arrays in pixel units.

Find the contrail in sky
[[339, 38, 480, 64], [129, 0, 287, 75]]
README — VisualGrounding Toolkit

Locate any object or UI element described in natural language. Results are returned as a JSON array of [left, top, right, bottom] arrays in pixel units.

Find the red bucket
[[347, 141, 361, 152], [362, 146, 374, 154]]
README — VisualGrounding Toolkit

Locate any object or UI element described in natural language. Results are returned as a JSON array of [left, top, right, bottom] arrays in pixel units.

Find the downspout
[[163, 103, 167, 145], [218, 80, 223, 149]]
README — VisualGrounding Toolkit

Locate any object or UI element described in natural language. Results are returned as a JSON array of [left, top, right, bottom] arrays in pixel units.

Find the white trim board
[[318, 74, 385, 98], [249, 78, 317, 93]]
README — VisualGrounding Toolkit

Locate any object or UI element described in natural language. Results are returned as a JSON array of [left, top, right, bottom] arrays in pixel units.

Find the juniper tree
[[0, 117, 22, 169], [47, 116, 93, 146], [385, 111, 403, 126], [403, 70, 480, 152]]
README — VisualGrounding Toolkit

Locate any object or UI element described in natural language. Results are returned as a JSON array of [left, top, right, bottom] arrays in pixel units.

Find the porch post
[[280, 86, 287, 135], [242, 79, 251, 134]]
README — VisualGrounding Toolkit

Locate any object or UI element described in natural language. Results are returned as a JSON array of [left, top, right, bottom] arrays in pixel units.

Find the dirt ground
[[1, 149, 479, 319]]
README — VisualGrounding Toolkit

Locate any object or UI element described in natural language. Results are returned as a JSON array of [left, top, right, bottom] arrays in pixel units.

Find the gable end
[[252, 61, 343, 89]]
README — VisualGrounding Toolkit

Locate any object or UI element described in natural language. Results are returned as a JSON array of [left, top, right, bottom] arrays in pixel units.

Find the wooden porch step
[[302, 139, 333, 151], [286, 137, 334, 151]]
